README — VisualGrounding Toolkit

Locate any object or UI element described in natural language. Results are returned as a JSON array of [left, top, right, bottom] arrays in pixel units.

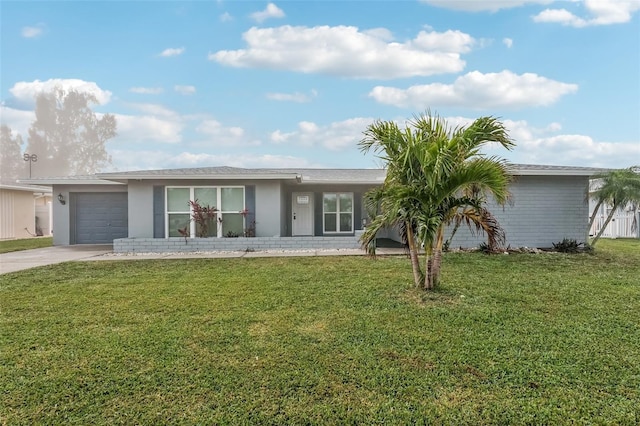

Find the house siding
[[124, 179, 284, 239], [0, 189, 35, 239], [444, 176, 589, 249], [285, 184, 376, 237], [128, 181, 154, 238], [52, 184, 127, 246], [153, 186, 165, 238]]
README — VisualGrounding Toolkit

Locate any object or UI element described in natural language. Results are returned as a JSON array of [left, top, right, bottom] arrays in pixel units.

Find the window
[[166, 186, 245, 238], [166, 188, 191, 237], [323, 192, 353, 233]]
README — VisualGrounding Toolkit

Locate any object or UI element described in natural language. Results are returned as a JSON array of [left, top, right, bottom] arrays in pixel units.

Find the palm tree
[[359, 112, 514, 290], [589, 166, 640, 246]]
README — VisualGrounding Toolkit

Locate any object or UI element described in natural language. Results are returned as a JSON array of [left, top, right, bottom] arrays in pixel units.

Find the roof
[[21, 164, 609, 186], [18, 175, 125, 186], [96, 166, 301, 182], [509, 164, 609, 176], [0, 183, 52, 193]]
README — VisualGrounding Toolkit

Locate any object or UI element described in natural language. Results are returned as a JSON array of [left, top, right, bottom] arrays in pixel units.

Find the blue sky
[[1, 0, 639, 172]]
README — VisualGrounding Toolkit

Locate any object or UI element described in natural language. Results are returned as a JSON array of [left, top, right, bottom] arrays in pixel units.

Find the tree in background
[[0, 125, 24, 182], [25, 88, 117, 177], [359, 112, 514, 290], [588, 166, 640, 247]]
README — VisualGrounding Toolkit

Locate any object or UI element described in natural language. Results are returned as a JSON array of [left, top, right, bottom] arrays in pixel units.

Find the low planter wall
[[114, 232, 364, 253]]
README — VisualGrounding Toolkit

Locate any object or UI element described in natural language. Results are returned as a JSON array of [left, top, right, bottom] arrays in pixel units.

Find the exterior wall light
[[57, 193, 66, 205]]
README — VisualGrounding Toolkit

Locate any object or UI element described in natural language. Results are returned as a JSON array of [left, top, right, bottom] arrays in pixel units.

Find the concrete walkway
[[0, 245, 114, 274], [0, 245, 406, 274]]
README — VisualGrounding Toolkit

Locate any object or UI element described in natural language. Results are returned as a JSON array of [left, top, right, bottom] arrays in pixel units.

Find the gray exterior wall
[[444, 175, 589, 249], [128, 181, 154, 238], [123, 179, 285, 239], [254, 181, 284, 237], [283, 183, 376, 237], [51, 184, 127, 246]]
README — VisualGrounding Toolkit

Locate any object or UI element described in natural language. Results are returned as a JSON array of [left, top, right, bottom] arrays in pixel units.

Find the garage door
[[74, 193, 128, 244]]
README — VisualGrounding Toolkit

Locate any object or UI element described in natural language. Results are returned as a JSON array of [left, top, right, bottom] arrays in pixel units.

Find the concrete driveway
[[0, 245, 113, 274]]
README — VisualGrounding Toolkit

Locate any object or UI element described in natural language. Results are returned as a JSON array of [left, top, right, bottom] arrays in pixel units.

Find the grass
[[0, 236, 53, 254], [1, 239, 639, 424]]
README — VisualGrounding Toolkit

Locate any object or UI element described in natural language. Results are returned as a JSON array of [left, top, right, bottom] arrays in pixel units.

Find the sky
[[1, 0, 639, 173]]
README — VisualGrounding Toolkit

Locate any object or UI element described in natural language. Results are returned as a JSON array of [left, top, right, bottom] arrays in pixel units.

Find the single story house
[[0, 183, 52, 240], [22, 164, 603, 252]]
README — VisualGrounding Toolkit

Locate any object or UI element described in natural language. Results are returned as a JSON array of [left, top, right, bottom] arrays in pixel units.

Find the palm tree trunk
[[424, 244, 435, 291], [588, 200, 604, 231], [405, 223, 423, 287], [591, 204, 618, 246], [432, 227, 445, 288]]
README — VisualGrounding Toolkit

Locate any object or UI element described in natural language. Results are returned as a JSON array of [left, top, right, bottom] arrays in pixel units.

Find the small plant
[[477, 242, 493, 254], [244, 220, 256, 238], [190, 200, 218, 238], [225, 231, 240, 238], [552, 238, 583, 253], [177, 226, 189, 244]]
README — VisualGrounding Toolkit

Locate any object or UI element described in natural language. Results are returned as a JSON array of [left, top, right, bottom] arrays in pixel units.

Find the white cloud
[[9, 79, 113, 105], [0, 105, 35, 138], [112, 113, 183, 144], [270, 117, 374, 151], [503, 37, 513, 48], [195, 119, 256, 147], [439, 116, 639, 168], [421, 0, 552, 12], [209, 25, 473, 79], [174, 85, 196, 95], [266, 90, 316, 103], [513, 133, 640, 168], [21, 24, 45, 38], [250, 3, 285, 23], [127, 103, 176, 117], [533, 0, 640, 27], [129, 87, 164, 94], [412, 29, 476, 53], [533, 8, 589, 27], [369, 70, 578, 109], [159, 47, 185, 57], [220, 12, 233, 22]]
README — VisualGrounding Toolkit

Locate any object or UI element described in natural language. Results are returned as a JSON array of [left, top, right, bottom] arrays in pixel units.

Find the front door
[[292, 192, 313, 236]]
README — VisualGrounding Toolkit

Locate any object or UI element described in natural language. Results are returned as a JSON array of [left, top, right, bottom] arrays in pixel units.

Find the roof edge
[[95, 173, 302, 181]]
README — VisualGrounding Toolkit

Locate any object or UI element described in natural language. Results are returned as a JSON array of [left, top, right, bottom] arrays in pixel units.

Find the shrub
[[552, 238, 583, 253]]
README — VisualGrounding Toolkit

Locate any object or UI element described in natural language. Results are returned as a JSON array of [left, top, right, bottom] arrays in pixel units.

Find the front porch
[[114, 231, 365, 253]]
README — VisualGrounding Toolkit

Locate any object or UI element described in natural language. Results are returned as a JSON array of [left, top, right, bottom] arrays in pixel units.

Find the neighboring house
[[0, 183, 52, 240], [23, 164, 603, 251]]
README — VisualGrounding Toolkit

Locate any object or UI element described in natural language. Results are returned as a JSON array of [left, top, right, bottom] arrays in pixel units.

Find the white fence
[[590, 212, 639, 239]]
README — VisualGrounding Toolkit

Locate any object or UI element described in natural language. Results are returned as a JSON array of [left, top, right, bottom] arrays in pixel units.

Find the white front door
[[292, 192, 313, 236]]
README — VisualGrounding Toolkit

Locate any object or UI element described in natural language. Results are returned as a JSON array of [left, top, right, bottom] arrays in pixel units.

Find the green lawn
[[0, 236, 53, 254], [1, 239, 639, 424]]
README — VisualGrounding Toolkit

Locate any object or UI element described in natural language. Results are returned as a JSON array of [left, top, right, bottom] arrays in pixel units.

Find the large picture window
[[166, 186, 245, 238], [323, 192, 353, 233]]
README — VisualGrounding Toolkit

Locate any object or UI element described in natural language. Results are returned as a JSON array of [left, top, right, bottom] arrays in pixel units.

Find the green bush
[[552, 238, 583, 253]]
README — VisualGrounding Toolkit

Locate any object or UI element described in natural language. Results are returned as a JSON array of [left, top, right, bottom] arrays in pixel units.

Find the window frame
[[322, 192, 354, 234], [165, 186, 245, 238]]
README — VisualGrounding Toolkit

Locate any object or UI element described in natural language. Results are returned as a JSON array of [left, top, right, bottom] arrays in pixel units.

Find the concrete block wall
[[114, 231, 364, 253], [445, 176, 589, 249]]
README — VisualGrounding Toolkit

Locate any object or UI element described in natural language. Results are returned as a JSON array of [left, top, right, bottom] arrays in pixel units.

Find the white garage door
[[74, 193, 128, 244]]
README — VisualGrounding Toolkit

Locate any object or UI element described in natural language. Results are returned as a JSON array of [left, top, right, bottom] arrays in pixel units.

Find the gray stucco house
[[25, 164, 602, 252]]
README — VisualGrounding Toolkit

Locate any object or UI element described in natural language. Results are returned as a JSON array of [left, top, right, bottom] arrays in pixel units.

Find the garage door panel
[[74, 193, 128, 244]]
